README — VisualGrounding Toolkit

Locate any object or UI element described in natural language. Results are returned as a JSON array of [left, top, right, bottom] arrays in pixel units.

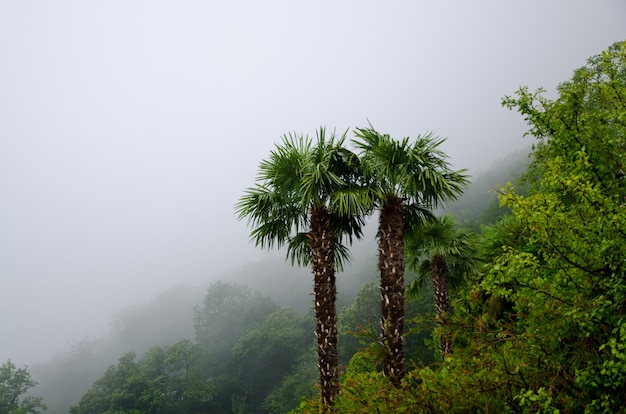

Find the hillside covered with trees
[[3, 41, 624, 414]]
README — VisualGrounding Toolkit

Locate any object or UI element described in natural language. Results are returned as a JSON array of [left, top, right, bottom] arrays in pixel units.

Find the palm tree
[[406, 215, 478, 359], [236, 128, 368, 409], [352, 126, 468, 384]]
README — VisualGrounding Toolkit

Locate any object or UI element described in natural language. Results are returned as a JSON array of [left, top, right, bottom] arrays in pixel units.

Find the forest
[[2, 41, 625, 413]]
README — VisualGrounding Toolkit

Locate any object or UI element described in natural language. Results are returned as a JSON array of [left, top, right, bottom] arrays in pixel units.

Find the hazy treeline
[[22, 248, 437, 413], [443, 147, 532, 231], [14, 147, 527, 413], [9, 38, 623, 414]]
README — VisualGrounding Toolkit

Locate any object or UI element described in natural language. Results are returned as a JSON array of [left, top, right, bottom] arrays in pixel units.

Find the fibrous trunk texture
[[309, 204, 338, 409], [378, 197, 405, 385], [431, 255, 453, 359]]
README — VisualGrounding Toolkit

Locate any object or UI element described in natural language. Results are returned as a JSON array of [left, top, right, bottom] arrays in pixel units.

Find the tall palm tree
[[236, 128, 368, 409], [352, 126, 468, 384], [406, 215, 478, 359]]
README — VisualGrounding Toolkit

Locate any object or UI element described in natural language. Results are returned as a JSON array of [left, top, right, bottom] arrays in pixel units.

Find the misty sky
[[1, 1, 625, 366]]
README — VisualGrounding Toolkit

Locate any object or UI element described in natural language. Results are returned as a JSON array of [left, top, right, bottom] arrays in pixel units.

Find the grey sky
[[1, 1, 625, 365]]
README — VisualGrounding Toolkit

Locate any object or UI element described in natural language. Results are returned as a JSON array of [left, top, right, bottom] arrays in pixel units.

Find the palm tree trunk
[[309, 204, 338, 408], [431, 255, 453, 358], [378, 196, 405, 385]]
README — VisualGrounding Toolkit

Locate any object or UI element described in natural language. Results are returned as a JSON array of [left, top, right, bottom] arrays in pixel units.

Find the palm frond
[[237, 127, 372, 267], [406, 259, 432, 299], [286, 232, 311, 267], [405, 215, 480, 295], [353, 126, 469, 211], [403, 204, 435, 232]]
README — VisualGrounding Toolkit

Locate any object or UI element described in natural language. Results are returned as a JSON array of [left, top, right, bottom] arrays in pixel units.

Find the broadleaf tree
[[0, 360, 47, 414], [323, 41, 626, 412], [69, 340, 214, 414]]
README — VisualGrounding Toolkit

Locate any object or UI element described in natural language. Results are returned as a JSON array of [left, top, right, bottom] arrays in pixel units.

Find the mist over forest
[[2, 2, 625, 413], [19, 150, 527, 413]]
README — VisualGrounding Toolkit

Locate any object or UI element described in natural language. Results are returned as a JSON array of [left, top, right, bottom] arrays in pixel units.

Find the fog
[[1, 1, 625, 367]]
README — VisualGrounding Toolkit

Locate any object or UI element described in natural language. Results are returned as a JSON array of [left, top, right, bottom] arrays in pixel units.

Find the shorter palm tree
[[406, 215, 478, 359]]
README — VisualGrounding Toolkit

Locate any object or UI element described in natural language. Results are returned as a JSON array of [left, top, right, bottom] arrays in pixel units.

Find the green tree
[[296, 38, 626, 414], [194, 281, 278, 356], [0, 360, 46, 414], [193, 281, 278, 413], [405, 215, 478, 359], [395, 41, 626, 413], [483, 40, 626, 411], [503, 40, 626, 197], [352, 127, 468, 384], [70, 341, 214, 414], [337, 281, 380, 366], [236, 128, 368, 409], [389, 39, 626, 413], [338, 277, 436, 370], [263, 350, 318, 414], [232, 308, 311, 412]]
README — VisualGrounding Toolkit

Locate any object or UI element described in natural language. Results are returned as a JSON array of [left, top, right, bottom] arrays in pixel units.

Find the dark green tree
[[338, 277, 437, 370], [193, 281, 278, 413], [70, 340, 214, 414], [263, 349, 318, 414], [352, 127, 468, 384], [236, 128, 368, 409], [337, 281, 380, 366], [0, 360, 47, 414], [232, 308, 311, 412]]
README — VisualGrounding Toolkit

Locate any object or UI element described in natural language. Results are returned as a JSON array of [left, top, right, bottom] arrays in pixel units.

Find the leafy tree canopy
[[0, 360, 47, 414], [69, 340, 214, 414], [296, 40, 626, 414]]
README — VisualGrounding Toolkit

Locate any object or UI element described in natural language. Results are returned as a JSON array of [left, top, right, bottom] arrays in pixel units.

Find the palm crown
[[236, 128, 368, 269]]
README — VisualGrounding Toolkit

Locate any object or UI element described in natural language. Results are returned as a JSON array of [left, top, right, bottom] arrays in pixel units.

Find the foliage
[[263, 350, 318, 414], [236, 127, 372, 408], [28, 285, 205, 414], [194, 281, 279, 356], [0, 360, 47, 414], [338, 278, 436, 367], [406, 214, 479, 358], [38, 37, 626, 414], [232, 308, 312, 411], [69, 340, 214, 414], [406, 215, 479, 294], [69, 281, 318, 414], [193, 282, 281, 413], [352, 126, 469, 384], [337, 281, 380, 365], [235, 128, 368, 269], [295, 40, 626, 413], [444, 148, 531, 231], [503, 41, 626, 198]]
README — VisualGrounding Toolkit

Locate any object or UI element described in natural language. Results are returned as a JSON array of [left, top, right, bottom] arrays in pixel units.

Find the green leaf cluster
[[294, 40, 626, 413], [0, 360, 47, 414], [69, 340, 214, 414]]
